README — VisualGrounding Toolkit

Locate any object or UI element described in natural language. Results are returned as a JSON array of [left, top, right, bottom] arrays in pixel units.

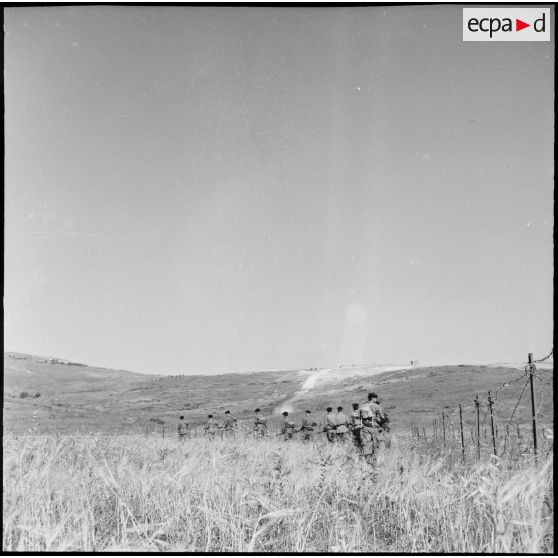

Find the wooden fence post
[[459, 405, 465, 463], [528, 353, 538, 460], [475, 395, 480, 461], [488, 391, 497, 456], [442, 412, 446, 448]]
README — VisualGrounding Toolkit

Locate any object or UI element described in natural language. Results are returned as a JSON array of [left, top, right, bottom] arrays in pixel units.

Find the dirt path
[[274, 369, 332, 414]]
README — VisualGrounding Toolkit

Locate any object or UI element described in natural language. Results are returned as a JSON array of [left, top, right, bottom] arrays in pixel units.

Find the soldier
[[323, 407, 336, 443], [359, 392, 385, 465], [350, 403, 362, 449], [254, 408, 268, 438], [372, 393, 390, 448], [301, 410, 317, 442], [334, 406, 351, 443], [372, 394, 390, 432], [205, 414, 219, 440], [222, 410, 237, 438], [281, 411, 296, 441], [177, 415, 190, 441]]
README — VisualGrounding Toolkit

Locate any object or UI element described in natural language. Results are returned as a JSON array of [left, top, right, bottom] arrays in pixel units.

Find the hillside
[[3, 352, 303, 435], [3, 352, 553, 437]]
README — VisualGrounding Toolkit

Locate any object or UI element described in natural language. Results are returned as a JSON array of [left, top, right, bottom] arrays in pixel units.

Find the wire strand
[[499, 376, 531, 457], [533, 349, 553, 363]]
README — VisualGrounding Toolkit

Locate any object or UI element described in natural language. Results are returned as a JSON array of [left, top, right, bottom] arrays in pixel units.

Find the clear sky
[[4, 5, 554, 374]]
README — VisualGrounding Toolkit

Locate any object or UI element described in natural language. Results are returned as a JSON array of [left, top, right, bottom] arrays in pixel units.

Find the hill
[[3, 352, 553, 437], [3, 352, 302, 435]]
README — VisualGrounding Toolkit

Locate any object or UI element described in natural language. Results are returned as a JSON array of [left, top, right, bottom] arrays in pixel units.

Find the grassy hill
[[3, 352, 553, 438], [3, 352, 303, 435]]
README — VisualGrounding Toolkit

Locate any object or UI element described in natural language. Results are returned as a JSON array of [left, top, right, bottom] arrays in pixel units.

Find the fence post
[[442, 412, 446, 448], [488, 391, 497, 456], [475, 395, 480, 461], [459, 405, 465, 463], [422, 427, 427, 441], [528, 353, 538, 460]]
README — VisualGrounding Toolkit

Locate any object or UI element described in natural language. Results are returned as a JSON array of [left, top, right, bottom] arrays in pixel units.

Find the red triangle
[[516, 19, 530, 31]]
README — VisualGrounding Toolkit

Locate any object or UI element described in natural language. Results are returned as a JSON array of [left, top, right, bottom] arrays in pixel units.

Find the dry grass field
[[3, 352, 553, 552], [2, 432, 554, 553]]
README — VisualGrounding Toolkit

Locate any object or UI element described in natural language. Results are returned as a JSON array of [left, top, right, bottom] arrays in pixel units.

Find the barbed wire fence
[[411, 350, 553, 464], [131, 350, 552, 460]]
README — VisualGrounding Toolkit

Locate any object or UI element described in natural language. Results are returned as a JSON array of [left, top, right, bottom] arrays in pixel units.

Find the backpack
[[378, 412, 390, 429], [360, 402, 374, 420]]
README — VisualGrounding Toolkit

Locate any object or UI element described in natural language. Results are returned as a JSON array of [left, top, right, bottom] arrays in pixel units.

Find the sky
[[4, 5, 554, 375]]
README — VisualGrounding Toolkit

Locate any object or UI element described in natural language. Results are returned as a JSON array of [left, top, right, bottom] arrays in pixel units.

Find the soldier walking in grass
[[281, 411, 296, 441], [301, 410, 317, 442], [205, 414, 219, 440], [323, 407, 336, 443], [177, 415, 190, 441], [359, 392, 388, 465], [222, 410, 237, 438], [254, 408, 268, 438], [372, 393, 391, 448], [350, 403, 362, 450], [334, 406, 351, 443]]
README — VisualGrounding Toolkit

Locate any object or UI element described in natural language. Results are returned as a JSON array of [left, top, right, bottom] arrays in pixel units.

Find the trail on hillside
[[274, 369, 332, 414], [274, 364, 418, 415]]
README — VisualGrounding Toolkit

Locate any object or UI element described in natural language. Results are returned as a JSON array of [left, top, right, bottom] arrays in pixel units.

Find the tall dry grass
[[2, 433, 553, 552]]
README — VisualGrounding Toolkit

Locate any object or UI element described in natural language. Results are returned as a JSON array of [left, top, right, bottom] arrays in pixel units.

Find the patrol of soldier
[[191, 391, 391, 465], [3, 3, 553, 553]]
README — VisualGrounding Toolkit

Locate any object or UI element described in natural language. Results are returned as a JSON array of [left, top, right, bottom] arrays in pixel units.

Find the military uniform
[[223, 414, 237, 438], [373, 399, 390, 448], [254, 413, 268, 438], [178, 418, 190, 440], [350, 408, 362, 449], [281, 415, 296, 440], [334, 410, 351, 443], [301, 415, 317, 441], [324, 411, 336, 443], [205, 417, 219, 440], [359, 400, 386, 464]]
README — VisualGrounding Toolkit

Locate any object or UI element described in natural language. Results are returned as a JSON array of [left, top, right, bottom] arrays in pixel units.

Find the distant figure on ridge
[[177, 415, 190, 441], [253, 408, 268, 438], [334, 406, 351, 443], [205, 414, 219, 440], [323, 407, 336, 443], [301, 410, 317, 442], [281, 411, 296, 441]]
